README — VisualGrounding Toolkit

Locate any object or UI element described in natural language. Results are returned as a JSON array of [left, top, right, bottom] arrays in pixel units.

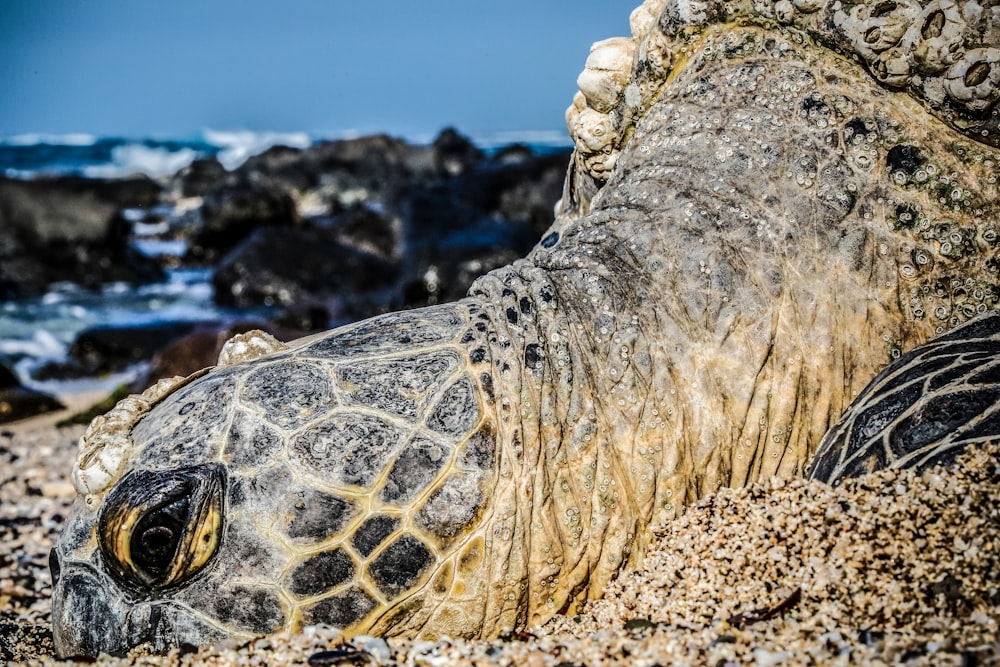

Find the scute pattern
[[241, 360, 334, 430], [426, 375, 480, 436], [338, 352, 460, 419], [302, 587, 378, 627], [127, 303, 495, 638], [380, 436, 449, 504], [290, 413, 407, 488], [811, 310, 1000, 482], [282, 487, 357, 545], [132, 371, 237, 468], [286, 549, 354, 598], [224, 411, 282, 468]]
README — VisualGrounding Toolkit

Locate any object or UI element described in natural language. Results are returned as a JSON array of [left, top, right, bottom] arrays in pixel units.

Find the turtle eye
[[132, 496, 190, 580], [98, 464, 225, 591]]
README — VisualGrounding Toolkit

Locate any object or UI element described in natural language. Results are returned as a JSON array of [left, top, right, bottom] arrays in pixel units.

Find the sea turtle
[[51, 0, 1000, 658]]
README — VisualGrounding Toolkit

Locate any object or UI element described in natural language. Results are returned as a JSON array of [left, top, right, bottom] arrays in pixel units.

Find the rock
[[234, 128, 479, 213], [0, 176, 165, 298], [0, 364, 64, 424], [171, 157, 229, 198], [190, 177, 299, 260], [212, 225, 401, 318], [31, 322, 202, 380], [398, 148, 570, 305], [322, 205, 400, 260], [431, 127, 485, 176]]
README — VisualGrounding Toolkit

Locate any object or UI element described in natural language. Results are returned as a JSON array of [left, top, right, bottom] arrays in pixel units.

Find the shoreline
[[1, 387, 112, 435]]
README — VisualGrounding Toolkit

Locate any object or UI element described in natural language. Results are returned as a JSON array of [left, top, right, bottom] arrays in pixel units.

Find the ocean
[[0, 130, 573, 395]]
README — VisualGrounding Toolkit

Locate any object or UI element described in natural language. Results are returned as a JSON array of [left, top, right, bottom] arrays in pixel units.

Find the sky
[[0, 1, 636, 140]]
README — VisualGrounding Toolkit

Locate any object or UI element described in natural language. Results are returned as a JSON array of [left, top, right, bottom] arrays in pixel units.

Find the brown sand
[[1, 419, 997, 666]]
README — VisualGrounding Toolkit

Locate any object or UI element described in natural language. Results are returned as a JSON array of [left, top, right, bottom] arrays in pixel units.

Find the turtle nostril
[[49, 548, 62, 587]]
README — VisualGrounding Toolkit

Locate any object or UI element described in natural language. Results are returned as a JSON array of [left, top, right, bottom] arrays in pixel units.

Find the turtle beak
[[50, 555, 129, 658]]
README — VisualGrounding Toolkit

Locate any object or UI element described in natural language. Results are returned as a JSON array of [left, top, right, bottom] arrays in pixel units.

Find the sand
[[1, 417, 997, 666]]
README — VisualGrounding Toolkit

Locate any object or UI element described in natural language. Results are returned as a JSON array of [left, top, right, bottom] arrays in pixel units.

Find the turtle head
[[51, 306, 501, 657], [51, 464, 231, 657]]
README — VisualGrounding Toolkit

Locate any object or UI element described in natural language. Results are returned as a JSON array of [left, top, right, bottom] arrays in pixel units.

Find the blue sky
[[0, 2, 635, 139]]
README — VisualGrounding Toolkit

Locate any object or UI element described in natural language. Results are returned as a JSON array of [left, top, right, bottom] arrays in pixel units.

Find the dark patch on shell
[[302, 586, 378, 628], [211, 584, 284, 634], [287, 549, 354, 598], [426, 376, 479, 436], [368, 535, 433, 597], [284, 488, 356, 544], [352, 515, 400, 557]]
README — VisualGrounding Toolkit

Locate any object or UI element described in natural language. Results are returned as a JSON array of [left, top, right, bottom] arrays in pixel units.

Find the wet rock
[[431, 127, 485, 176], [323, 205, 400, 260], [191, 177, 299, 260], [31, 322, 202, 380], [172, 157, 229, 198], [0, 176, 166, 297], [212, 225, 401, 318], [235, 128, 480, 213], [398, 148, 570, 305], [0, 364, 64, 424]]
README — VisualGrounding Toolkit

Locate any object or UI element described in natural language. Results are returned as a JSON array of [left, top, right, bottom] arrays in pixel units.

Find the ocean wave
[[468, 130, 572, 150], [0, 132, 98, 147], [82, 144, 200, 179], [202, 129, 312, 170]]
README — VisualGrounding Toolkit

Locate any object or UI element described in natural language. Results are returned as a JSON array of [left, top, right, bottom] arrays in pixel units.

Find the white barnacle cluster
[[566, 0, 682, 188], [72, 375, 189, 505], [772, 0, 1000, 142], [217, 329, 288, 366]]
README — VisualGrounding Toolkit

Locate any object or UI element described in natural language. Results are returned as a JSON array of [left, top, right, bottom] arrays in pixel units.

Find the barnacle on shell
[[630, 0, 668, 38], [217, 330, 288, 367], [904, 0, 966, 75], [872, 48, 912, 87], [792, 0, 825, 12], [944, 48, 1000, 113], [835, 0, 921, 62], [72, 373, 205, 502], [576, 37, 637, 114]]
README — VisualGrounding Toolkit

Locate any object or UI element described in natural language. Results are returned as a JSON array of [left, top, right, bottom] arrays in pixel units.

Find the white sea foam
[[83, 144, 199, 179], [203, 129, 312, 170], [0, 329, 66, 361]]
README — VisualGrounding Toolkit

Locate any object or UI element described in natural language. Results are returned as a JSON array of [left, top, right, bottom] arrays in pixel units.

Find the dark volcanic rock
[[0, 364, 64, 424], [0, 176, 165, 298], [192, 177, 299, 260], [172, 157, 229, 198], [431, 127, 485, 176], [31, 322, 202, 380], [399, 148, 571, 305], [235, 128, 481, 211], [213, 225, 401, 317]]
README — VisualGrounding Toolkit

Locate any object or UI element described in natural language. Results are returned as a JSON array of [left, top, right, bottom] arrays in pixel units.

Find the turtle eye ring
[[98, 464, 225, 591]]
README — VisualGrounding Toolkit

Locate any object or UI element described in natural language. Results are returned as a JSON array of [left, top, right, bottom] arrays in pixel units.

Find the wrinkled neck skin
[[476, 23, 1000, 626]]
